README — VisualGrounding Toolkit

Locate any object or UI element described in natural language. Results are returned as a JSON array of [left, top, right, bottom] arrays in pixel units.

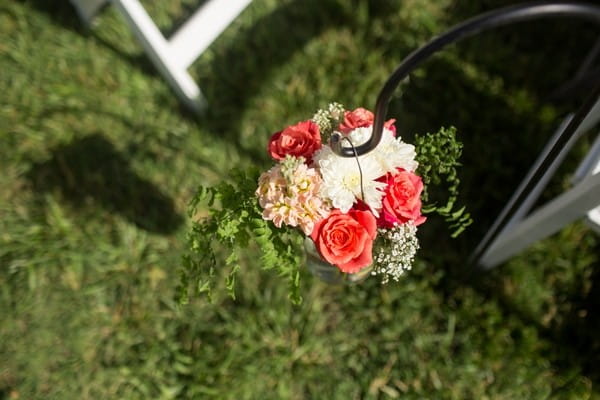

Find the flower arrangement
[[179, 103, 471, 304], [257, 103, 425, 282]]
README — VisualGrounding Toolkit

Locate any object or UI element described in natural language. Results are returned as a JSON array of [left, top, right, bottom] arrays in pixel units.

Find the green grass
[[1, 0, 599, 398]]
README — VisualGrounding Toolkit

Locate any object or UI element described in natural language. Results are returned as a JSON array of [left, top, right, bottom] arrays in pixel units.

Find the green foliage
[[178, 168, 303, 304], [415, 126, 472, 237]]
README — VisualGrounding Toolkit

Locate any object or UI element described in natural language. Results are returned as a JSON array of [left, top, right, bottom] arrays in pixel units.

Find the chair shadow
[[16, 0, 163, 78], [380, 1, 600, 386], [552, 256, 600, 383], [193, 0, 403, 162], [21, 0, 407, 162], [26, 134, 183, 235], [466, 252, 600, 385], [445, 69, 600, 391]]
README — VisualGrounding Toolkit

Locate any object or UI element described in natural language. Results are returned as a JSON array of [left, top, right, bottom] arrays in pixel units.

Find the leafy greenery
[[179, 168, 303, 304], [1, 0, 598, 399], [415, 126, 472, 237]]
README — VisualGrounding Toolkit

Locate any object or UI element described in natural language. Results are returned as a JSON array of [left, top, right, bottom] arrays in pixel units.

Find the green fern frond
[[415, 126, 472, 237]]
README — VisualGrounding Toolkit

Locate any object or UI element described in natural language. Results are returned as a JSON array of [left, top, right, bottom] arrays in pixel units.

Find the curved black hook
[[329, 1, 600, 157], [329, 1, 600, 267]]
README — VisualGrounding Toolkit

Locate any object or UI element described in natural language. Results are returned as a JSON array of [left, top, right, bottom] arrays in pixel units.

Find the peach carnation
[[256, 160, 331, 235]]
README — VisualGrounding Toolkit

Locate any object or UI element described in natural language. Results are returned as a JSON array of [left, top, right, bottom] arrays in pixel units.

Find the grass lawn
[[1, 0, 599, 398]]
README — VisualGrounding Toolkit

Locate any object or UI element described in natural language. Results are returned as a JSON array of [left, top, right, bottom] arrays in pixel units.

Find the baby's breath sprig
[[372, 223, 419, 284], [327, 102, 345, 121], [312, 102, 346, 142]]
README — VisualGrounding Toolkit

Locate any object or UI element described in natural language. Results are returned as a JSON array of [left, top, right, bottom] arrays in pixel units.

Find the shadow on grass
[[467, 250, 600, 386], [22, 0, 378, 160], [383, 1, 600, 387], [17, 0, 163, 78], [396, 54, 600, 386], [26, 134, 183, 234], [193, 0, 403, 161], [553, 254, 600, 383], [16, 0, 87, 32]]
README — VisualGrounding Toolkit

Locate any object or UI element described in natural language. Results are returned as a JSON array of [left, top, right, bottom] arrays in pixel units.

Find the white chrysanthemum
[[344, 126, 373, 147], [314, 145, 386, 213], [373, 130, 418, 173], [344, 126, 418, 174]]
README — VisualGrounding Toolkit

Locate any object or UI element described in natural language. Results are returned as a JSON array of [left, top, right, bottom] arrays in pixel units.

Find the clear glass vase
[[303, 238, 373, 284]]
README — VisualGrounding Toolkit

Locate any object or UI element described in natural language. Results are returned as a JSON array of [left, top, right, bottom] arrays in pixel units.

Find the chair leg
[[583, 138, 600, 232], [480, 172, 600, 268], [72, 0, 253, 113], [111, 0, 207, 113]]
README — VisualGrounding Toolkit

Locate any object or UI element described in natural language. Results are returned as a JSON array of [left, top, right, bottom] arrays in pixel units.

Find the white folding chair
[[472, 26, 600, 268], [478, 98, 600, 268], [70, 0, 253, 113]]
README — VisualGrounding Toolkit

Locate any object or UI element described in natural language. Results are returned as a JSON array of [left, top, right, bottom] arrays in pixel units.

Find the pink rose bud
[[268, 120, 321, 161], [339, 107, 397, 136]]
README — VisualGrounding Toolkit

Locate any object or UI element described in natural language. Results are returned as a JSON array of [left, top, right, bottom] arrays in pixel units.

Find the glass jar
[[304, 238, 373, 284]]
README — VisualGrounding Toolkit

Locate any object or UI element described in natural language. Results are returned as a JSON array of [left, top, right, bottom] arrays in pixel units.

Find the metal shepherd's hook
[[328, 1, 600, 265]]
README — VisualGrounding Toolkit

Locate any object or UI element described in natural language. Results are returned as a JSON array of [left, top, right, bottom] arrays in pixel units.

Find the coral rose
[[268, 120, 321, 161], [310, 209, 377, 273], [339, 107, 396, 136], [378, 169, 426, 228]]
